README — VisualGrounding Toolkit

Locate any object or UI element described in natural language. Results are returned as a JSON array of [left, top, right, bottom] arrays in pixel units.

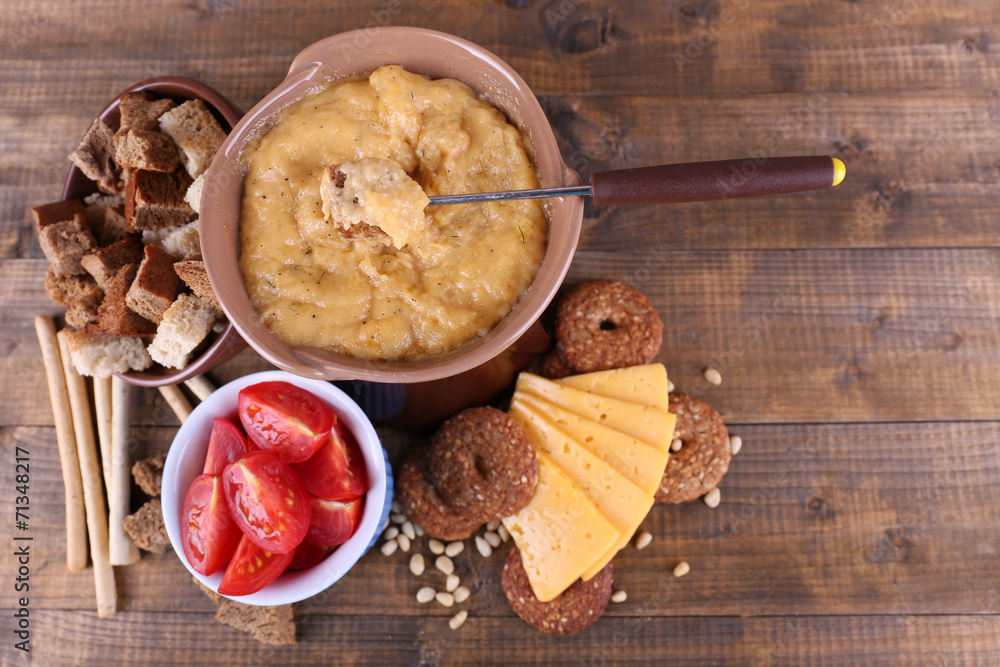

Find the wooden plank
[[8, 611, 1000, 665], [0, 0, 995, 99], [7, 246, 1000, 425], [5, 90, 998, 258], [10, 422, 1000, 617]]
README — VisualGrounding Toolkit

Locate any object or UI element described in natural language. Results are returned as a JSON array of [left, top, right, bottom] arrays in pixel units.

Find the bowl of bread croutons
[[36, 77, 247, 386]]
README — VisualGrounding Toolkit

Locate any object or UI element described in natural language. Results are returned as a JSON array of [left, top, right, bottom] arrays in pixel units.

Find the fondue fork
[[426, 155, 846, 206]]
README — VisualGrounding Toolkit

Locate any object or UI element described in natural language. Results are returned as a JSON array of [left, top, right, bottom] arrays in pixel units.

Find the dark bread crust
[[68, 119, 122, 194], [37, 213, 98, 277], [125, 169, 195, 233], [80, 236, 145, 291], [32, 199, 88, 230], [86, 264, 157, 337], [126, 244, 180, 324]]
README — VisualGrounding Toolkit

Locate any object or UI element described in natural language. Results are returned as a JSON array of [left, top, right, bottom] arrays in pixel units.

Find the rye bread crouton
[[214, 601, 296, 646], [126, 244, 179, 324], [118, 91, 177, 133], [68, 119, 122, 194], [147, 293, 215, 368], [86, 264, 157, 337], [173, 255, 220, 311], [125, 169, 195, 233], [37, 213, 98, 277], [132, 452, 166, 496], [62, 330, 153, 377], [122, 499, 171, 554], [65, 295, 103, 330], [185, 173, 205, 214], [80, 236, 145, 290], [32, 199, 88, 230], [83, 193, 125, 243], [101, 204, 131, 246], [113, 129, 180, 173], [158, 99, 227, 178], [44, 269, 100, 307]]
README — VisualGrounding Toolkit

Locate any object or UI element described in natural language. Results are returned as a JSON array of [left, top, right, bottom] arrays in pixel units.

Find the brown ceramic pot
[[199, 28, 584, 383], [62, 77, 247, 388]]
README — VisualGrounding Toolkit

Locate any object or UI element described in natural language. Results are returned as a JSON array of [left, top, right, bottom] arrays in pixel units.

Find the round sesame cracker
[[427, 407, 538, 522], [554, 281, 663, 373], [501, 546, 613, 635], [395, 442, 481, 541], [655, 394, 731, 504]]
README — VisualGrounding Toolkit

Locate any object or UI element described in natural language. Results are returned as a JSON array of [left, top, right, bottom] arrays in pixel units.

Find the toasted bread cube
[[86, 264, 157, 337], [147, 293, 215, 369], [215, 601, 296, 646], [32, 199, 88, 230], [173, 255, 220, 311], [126, 244, 180, 324], [113, 129, 179, 173], [184, 173, 205, 214], [125, 169, 195, 233], [68, 119, 122, 194], [118, 91, 176, 133], [158, 99, 226, 178], [162, 220, 201, 260], [80, 236, 145, 291], [122, 499, 171, 554], [62, 330, 153, 377], [132, 452, 167, 496], [38, 213, 98, 277]]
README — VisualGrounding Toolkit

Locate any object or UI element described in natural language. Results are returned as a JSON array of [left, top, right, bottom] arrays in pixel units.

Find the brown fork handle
[[590, 155, 839, 205]]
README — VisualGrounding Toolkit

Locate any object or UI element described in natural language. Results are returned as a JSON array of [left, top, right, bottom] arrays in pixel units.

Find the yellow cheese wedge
[[516, 373, 676, 450], [557, 363, 670, 411], [509, 402, 654, 581], [511, 395, 668, 496], [501, 453, 620, 602]]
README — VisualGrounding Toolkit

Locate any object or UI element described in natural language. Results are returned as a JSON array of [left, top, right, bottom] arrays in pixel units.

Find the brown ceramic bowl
[[200, 28, 584, 383], [62, 77, 247, 387]]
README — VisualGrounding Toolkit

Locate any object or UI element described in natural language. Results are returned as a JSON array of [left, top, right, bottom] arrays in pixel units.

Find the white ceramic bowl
[[161, 370, 392, 606]]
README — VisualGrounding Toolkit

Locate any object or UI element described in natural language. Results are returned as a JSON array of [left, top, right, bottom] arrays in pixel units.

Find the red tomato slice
[[292, 419, 368, 501], [287, 539, 330, 571], [218, 534, 294, 596], [203, 417, 249, 476], [306, 495, 364, 547], [222, 451, 311, 554], [238, 381, 334, 463], [180, 474, 242, 576]]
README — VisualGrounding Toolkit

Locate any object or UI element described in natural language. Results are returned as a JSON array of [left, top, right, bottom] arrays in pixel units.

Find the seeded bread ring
[[427, 407, 538, 522], [554, 280, 663, 373], [501, 546, 613, 635], [655, 394, 731, 504], [395, 442, 481, 541], [540, 347, 577, 379]]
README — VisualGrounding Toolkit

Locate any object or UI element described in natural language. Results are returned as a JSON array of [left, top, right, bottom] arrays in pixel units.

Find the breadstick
[[158, 384, 192, 423], [109, 376, 140, 566], [94, 376, 113, 493], [33, 316, 88, 572], [57, 331, 116, 618], [184, 374, 216, 402]]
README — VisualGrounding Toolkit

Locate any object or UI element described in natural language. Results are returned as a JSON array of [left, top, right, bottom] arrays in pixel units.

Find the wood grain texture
[[3, 0, 999, 663]]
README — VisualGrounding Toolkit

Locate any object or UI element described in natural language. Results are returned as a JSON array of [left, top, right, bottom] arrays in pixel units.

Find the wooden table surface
[[3, 1, 1000, 664]]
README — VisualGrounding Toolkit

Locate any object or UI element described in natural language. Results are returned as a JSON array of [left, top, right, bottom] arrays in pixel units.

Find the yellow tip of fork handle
[[832, 158, 846, 187]]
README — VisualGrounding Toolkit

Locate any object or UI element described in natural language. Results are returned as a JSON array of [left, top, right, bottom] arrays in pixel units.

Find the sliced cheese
[[557, 363, 669, 411], [516, 373, 676, 450], [509, 402, 654, 581], [511, 395, 668, 496], [501, 453, 620, 602]]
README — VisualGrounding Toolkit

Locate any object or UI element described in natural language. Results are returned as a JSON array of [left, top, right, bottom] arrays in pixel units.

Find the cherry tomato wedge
[[203, 417, 249, 476], [306, 496, 364, 547], [181, 474, 242, 576], [238, 381, 334, 463], [287, 539, 330, 571], [292, 419, 368, 501], [221, 451, 311, 554], [218, 534, 295, 596]]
